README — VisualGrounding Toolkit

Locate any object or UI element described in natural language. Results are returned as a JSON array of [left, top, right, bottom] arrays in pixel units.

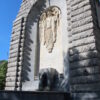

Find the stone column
[[5, 17, 26, 91], [67, 0, 100, 99], [5, 0, 38, 91]]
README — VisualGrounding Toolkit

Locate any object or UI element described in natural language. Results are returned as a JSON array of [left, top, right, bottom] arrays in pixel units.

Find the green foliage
[[0, 61, 7, 90]]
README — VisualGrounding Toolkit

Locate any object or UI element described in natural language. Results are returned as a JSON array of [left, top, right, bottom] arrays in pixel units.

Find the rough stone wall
[[67, 0, 100, 99], [5, 0, 38, 91], [5, 0, 100, 100], [16, 0, 37, 20]]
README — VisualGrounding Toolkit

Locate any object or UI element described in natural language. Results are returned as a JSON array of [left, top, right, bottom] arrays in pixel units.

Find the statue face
[[51, 7, 59, 16]]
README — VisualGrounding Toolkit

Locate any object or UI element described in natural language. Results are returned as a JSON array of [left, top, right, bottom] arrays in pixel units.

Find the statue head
[[51, 7, 60, 16]]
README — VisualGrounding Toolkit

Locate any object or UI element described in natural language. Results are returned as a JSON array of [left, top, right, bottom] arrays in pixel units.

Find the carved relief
[[39, 7, 61, 53]]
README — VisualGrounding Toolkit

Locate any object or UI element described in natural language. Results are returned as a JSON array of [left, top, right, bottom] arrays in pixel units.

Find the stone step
[[0, 91, 71, 100]]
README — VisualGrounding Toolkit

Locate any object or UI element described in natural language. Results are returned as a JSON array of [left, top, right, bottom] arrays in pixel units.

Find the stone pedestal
[[0, 91, 71, 100]]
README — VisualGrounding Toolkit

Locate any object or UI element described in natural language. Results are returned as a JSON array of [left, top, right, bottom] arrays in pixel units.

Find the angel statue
[[39, 7, 61, 53]]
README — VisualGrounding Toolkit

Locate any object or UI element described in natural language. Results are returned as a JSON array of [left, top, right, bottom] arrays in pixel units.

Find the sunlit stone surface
[[39, 7, 63, 73]]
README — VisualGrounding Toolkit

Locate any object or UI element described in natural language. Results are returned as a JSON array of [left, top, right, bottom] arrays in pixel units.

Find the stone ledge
[[72, 16, 93, 28], [72, 0, 90, 11], [11, 30, 25, 38], [70, 74, 100, 84], [71, 0, 85, 6], [70, 83, 100, 92], [72, 92, 100, 100], [71, 23, 93, 35], [69, 43, 96, 55], [9, 52, 19, 58], [72, 36, 95, 48], [72, 29, 94, 41], [69, 50, 97, 62], [70, 66, 100, 77], [6, 82, 20, 87], [6, 71, 21, 77], [0, 91, 71, 100], [71, 4, 91, 17], [6, 77, 21, 82], [70, 58, 99, 69], [71, 10, 92, 22]]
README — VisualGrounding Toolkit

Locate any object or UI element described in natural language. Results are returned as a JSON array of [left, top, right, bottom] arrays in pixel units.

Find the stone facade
[[5, 0, 38, 91], [67, 0, 100, 99], [5, 0, 100, 99]]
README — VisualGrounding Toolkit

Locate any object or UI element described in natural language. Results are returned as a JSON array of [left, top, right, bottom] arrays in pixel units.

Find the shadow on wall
[[58, 52, 70, 92], [22, 0, 47, 82], [69, 0, 100, 99], [69, 46, 100, 100]]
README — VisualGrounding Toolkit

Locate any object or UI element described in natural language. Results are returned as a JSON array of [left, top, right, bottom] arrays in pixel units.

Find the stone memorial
[[4, 0, 100, 100]]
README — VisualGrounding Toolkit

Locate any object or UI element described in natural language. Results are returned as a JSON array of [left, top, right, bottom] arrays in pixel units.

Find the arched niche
[[22, 0, 69, 91], [34, 6, 64, 77]]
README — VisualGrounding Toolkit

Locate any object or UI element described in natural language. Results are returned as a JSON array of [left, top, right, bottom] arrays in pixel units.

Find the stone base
[[22, 81, 39, 91], [0, 91, 71, 100], [22, 74, 69, 92]]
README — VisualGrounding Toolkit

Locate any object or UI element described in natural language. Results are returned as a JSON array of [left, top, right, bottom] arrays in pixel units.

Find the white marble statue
[[39, 7, 61, 53]]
